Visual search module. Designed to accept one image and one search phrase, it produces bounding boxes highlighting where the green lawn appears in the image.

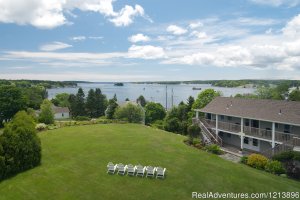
[0,124,299,200]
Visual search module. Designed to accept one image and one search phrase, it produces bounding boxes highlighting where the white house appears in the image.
[52,106,70,120]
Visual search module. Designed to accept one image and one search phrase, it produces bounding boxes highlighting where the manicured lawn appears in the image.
[0,124,299,200]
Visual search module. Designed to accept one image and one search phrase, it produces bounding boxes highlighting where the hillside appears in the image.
[0,124,299,200]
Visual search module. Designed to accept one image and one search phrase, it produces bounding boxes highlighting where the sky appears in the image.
[0,0,300,82]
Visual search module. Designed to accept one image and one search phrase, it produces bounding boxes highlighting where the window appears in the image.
[227,133,231,138]
[228,116,232,121]
[62,113,64,117]
[284,124,291,133]
[253,139,258,146]
[275,123,279,129]
[207,113,211,120]
[219,132,224,137]
[244,137,249,144]
[220,115,224,121]
[245,119,250,126]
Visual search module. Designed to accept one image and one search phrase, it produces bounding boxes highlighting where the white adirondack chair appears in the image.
[117,163,127,175]
[127,164,136,176]
[146,166,156,178]
[156,167,166,179]
[107,162,117,174]
[136,165,146,177]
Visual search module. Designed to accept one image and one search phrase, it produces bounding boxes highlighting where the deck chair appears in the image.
[146,166,156,178]
[107,162,117,174]
[117,163,127,175]
[136,165,146,177]
[127,164,136,176]
[156,167,166,179]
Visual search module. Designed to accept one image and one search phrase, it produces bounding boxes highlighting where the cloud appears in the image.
[190,31,208,39]
[89,36,103,40]
[0,0,149,29]
[70,36,86,41]
[189,22,203,29]
[282,14,300,38]
[250,0,300,7]
[128,45,166,59]
[161,13,300,72]
[39,42,72,51]
[166,25,187,35]
[0,0,66,29]
[128,33,150,43]
[0,72,162,82]
[109,4,145,27]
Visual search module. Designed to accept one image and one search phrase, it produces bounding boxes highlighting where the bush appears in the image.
[114,103,143,123]
[240,156,248,164]
[192,138,201,146]
[0,111,41,180]
[150,120,164,130]
[35,123,47,131]
[205,144,222,155]
[265,160,285,175]
[247,154,268,170]
[273,151,300,179]
[75,116,91,121]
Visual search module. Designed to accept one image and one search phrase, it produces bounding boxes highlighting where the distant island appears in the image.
[114,82,124,86]
[132,80,300,88]
[0,79,78,89]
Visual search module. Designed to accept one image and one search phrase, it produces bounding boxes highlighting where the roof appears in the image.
[52,106,69,113]
[198,97,300,125]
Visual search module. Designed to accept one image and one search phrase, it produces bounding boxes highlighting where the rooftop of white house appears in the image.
[196,97,300,125]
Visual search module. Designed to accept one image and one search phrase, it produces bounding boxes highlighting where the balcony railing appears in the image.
[243,126,272,140]
[196,118,299,145]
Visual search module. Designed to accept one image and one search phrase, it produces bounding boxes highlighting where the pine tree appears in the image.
[94,88,107,117]
[76,88,86,116]
[86,89,96,117]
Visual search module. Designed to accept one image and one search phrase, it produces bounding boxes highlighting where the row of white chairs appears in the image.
[107,162,166,179]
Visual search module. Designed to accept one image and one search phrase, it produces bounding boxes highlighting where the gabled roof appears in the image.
[198,97,300,125]
[52,106,69,113]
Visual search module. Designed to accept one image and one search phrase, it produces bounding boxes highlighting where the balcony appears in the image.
[199,118,299,144]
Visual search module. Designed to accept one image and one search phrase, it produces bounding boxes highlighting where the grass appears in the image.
[0,124,299,200]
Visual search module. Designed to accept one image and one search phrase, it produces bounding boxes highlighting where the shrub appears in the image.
[75,116,91,121]
[205,144,222,155]
[265,160,285,175]
[114,103,143,123]
[0,111,41,180]
[240,156,248,164]
[150,120,164,130]
[247,154,268,170]
[192,138,201,146]
[273,151,300,179]
[35,123,47,131]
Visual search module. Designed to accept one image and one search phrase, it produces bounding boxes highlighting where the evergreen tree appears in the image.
[136,95,147,107]
[86,89,96,117]
[187,96,195,111]
[76,88,86,116]
[94,88,108,117]
[68,94,77,117]
[39,99,54,124]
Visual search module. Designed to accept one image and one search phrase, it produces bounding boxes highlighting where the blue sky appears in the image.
[0,0,300,81]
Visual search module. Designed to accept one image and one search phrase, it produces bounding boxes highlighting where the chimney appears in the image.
[278,109,282,115]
